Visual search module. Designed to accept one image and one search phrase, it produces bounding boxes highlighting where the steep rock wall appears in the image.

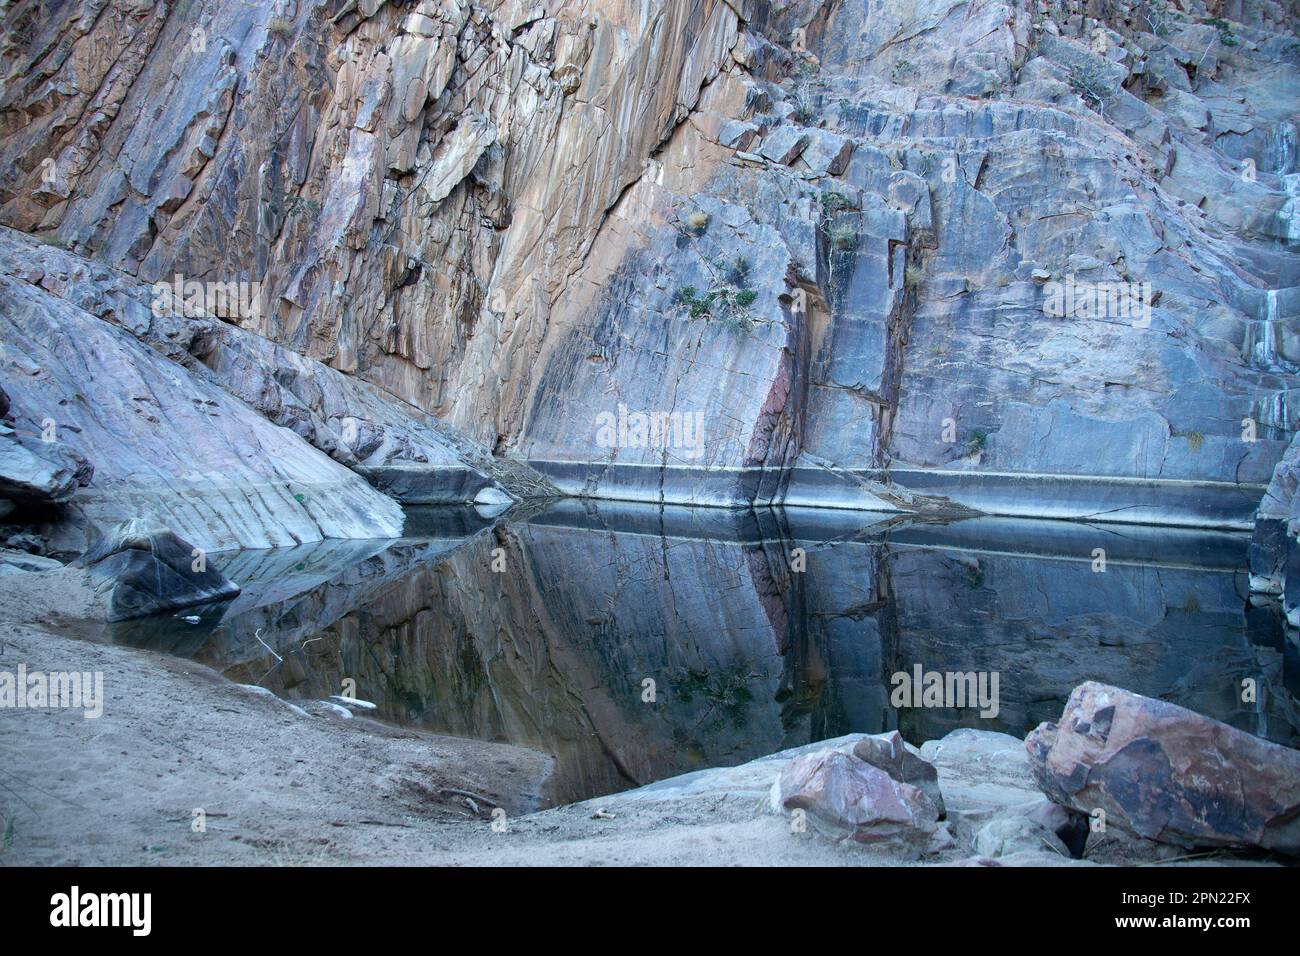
[2,0,1299,527]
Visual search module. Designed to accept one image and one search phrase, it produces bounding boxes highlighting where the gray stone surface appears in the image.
[1,0,1295,526]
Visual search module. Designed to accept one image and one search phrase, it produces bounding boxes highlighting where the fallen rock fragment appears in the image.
[773,747,942,849]
[853,730,946,818]
[1026,682,1300,855]
[79,519,241,622]
[0,428,92,502]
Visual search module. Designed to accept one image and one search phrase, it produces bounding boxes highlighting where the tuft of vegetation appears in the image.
[1205,17,1238,47]
[671,667,759,730]
[820,190,855,212]
[1141,0,1176,37]
[282,192,322,218]
[1068,65,1110,112]
[791,89,817,124]
[828,223,857,249]
[1184,430,1205,453]
[966,429,988,456]
[675,256,760,332]
[267,17,294,37]
[891,58,916,83]
[905,264,925,289]
[684,210,710,232]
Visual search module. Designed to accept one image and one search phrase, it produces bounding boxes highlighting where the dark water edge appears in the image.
[108,501,1300,808]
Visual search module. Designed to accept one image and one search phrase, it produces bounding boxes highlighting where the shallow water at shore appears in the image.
[108,502,1300,807]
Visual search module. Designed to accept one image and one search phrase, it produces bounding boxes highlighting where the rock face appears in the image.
[0,258,408,551]
[1,0,1295,526]
[773,745,943,847]
[81,520,242,621]
[1026,682,1300,854]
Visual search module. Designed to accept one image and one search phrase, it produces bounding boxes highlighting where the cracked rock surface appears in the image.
[1,0,1297,529]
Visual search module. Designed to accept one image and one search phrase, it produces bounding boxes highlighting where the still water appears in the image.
[110,502,1300,807]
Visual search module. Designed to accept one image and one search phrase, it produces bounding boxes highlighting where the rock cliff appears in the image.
[2,0,1299,539]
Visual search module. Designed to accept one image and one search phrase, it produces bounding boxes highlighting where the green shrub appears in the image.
[828,224,857,249]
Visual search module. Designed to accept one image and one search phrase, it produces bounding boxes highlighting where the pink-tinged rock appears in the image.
[776,749,941,846]
[853,730,946,818]
[1026,682,1300,854]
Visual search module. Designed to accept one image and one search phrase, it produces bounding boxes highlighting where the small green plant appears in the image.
[905,265,925,289]
[891,58,915,83]
[267,18,294,37]
[1184,430,1205,453]
[676,256,759,332]
[293,492,307,504]
[276,191,321,219]
[684,210,709,232]
[1205,17,1238,47]
[1142,0,1174,37]
[966,429,988,455]
[1068,65,1110,112]
[828,223,857,249]
[791,90,817,124]
[820,190,854,212]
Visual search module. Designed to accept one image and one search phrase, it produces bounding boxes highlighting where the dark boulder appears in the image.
[1026,682,1300,855]
[80,520,240,622]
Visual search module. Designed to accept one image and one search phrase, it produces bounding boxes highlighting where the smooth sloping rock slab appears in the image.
[81,520,240,622]
[1026,682,1300,854]
[0,271,404,551]
[773,747,941,847]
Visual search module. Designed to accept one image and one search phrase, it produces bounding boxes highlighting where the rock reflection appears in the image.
[113,502,1300,806]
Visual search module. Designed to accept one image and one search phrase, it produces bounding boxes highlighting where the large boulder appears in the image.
[80,520,240,622]
[772,747,942,848]
[1026,682,1300,855]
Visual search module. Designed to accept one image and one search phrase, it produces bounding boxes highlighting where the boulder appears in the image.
[80,520,240,622]
[773,748,941,847]
[0,429,92,502]
[852,730,946,818]
[1026,682,1300,854]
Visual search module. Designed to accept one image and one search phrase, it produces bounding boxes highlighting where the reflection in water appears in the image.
[112,502,1300,807]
